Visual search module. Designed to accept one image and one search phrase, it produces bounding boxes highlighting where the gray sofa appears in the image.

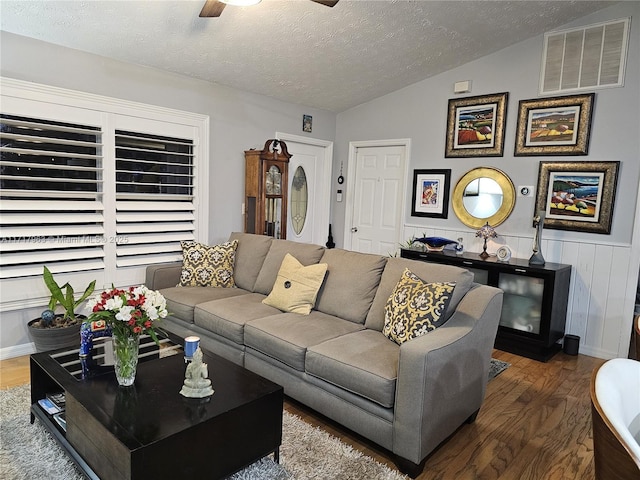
[145,232,503,477]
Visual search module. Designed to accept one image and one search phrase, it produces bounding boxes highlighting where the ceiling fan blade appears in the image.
[310,0,339,7]
[200,0,226,17]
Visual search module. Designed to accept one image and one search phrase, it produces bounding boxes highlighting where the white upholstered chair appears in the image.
[590,358,640,479]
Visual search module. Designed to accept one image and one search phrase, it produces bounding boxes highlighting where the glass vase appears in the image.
[113,334,140,387]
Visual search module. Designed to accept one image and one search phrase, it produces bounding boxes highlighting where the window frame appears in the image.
[0,77,209,312]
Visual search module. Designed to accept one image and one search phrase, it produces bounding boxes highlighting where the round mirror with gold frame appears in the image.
[452,167,515,228]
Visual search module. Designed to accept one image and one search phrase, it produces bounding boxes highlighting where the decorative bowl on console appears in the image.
[413,237,459,252]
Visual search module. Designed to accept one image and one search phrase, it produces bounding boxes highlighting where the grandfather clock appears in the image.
[244,139,291,239]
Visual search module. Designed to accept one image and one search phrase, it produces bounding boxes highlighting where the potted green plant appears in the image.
[28,266,96,352]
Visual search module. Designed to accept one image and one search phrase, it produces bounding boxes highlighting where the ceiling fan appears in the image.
[200,0,339,18]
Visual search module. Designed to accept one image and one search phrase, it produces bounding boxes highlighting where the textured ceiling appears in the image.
[0,0,618,112]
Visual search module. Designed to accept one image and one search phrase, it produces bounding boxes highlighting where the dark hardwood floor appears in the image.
[1,349,604,479]
[285,349,604,480]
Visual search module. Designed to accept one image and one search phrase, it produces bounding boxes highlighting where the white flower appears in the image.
[143,303,159,320]
[133,285,146,299]
[85,296,99,314]
[115,305,134,322]
[105,296,124,311]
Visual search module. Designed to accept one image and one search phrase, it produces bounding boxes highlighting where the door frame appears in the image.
[275,132,333,246]
[343,138,411,251]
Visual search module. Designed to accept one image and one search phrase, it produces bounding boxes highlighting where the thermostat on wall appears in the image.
[518,185,534,197]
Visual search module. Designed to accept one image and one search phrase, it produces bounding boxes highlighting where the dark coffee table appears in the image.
[30,335,283,479]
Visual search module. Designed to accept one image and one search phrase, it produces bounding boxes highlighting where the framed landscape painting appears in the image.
[515,93,594,156]
[411,169,451,218]
[445,92,508,158]
[534,161,619,234]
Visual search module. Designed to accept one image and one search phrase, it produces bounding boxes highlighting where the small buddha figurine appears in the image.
[179,347,214,398]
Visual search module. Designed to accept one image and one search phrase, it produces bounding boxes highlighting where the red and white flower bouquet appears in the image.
[85,285,168,386]
[85,285,168,342]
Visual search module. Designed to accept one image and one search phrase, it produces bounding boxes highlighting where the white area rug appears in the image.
[0,384,407,480]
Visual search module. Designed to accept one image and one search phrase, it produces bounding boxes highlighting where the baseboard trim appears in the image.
[0,342,35,360]
[574,345,614,360]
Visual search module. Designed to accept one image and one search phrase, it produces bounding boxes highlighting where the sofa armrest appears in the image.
[392,284,503,464]
[145,262,183,290]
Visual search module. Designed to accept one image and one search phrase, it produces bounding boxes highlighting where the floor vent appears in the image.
[540,17,630,95]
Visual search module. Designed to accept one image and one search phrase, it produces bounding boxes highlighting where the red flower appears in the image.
[144,321,152,328]
[133,326,142,334]
[128,319,136,326]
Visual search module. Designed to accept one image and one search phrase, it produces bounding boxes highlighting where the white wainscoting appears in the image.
[402,224,635,360]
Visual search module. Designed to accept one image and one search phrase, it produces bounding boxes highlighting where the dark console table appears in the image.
[401,248,572,361]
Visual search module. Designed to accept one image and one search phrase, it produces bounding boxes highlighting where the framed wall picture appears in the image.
[514,93,595,156]
[445,92,508,158]
[534,161,619,234]
[302,114,312,133]
[411,169,451,218]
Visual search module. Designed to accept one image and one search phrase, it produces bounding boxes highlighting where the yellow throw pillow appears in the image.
[179,240,238,288]
[262,253,328,315]
[383,268,456,345]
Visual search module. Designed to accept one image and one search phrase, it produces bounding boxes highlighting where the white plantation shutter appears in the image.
[114,130,195,267]
[540,18,630,94]
[0,79,208,307]
[0,114,105,279]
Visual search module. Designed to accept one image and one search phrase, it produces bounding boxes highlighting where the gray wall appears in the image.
[333,2,639,247]
[0,31,336,352]
[1,2,639,358]
[0,31,337,245]
[332,2,640,358]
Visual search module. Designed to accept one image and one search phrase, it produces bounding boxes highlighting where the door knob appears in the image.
[351,227,358,233]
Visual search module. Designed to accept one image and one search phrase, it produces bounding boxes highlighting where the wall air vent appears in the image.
[540,17,630,94]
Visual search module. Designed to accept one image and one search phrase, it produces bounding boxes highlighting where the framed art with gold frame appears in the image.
[445,92,508,158]
[534,161,619,234]
[514,93,595,156]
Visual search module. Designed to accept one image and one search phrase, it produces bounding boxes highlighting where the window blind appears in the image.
[0,114,104,279]
[114,130,195,267]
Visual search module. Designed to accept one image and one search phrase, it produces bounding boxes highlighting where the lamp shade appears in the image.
[476,222,497,240]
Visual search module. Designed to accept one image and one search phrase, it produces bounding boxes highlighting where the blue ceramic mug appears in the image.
[184,336,200,359]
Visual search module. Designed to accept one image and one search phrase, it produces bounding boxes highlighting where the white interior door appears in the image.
[276,133,332,246]
[345,141,408,255]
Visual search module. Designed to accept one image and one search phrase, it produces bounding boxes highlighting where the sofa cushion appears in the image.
[160,286,249,323]
[253,240,325,295]
[228,232,273,291]
[314,249,386,324]
[382,268,456,345]
[262,253,328,315]
[178,240,238,288]
[244,311,364,371]
[306,329,399,408]
[194,293,281,345]
[365,256,473,331]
